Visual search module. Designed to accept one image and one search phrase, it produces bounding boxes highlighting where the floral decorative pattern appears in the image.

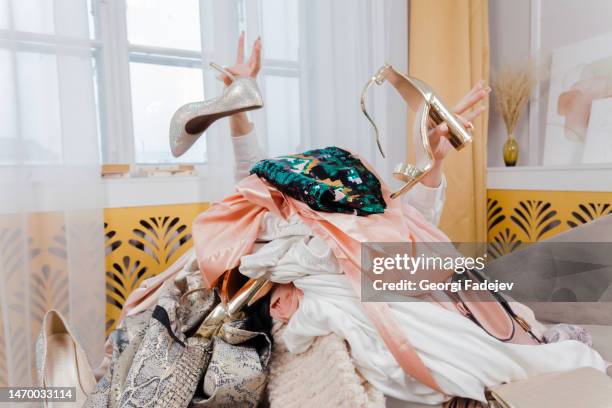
[106,256,149,335]
[487,228,522,259]
[104,204,208,335]
[4,190,612,375]
[486,190,612,258]
[487,198,506,232]
[567,203,612,228]
[510,200,561,242]
[128,216,191,265]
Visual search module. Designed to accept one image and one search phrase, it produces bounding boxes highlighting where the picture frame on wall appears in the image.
[543,33,612,165]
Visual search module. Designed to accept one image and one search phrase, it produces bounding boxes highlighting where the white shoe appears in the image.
[36,310,96,407]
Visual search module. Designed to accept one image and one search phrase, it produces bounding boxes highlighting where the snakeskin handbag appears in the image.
[85,270,272,408]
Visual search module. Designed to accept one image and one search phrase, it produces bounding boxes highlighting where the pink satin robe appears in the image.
[191,174,451,392]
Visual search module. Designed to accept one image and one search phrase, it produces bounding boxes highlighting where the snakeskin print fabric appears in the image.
[85,310,151,408]
[193,320,272,407]
[84,270,272,408]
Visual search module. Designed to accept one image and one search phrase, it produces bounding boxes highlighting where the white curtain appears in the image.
[202,0,409,199]
[0,0,408,386]
[296,0,409,190]
[0,0,106,389]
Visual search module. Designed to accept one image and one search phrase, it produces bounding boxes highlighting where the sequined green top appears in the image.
[250,146,386,216]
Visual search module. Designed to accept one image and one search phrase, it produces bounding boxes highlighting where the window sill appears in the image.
[101,163,205,178]
[487,164,612,192]
[103,174,211,208]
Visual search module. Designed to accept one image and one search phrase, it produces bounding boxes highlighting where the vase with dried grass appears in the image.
[492,65,534,166]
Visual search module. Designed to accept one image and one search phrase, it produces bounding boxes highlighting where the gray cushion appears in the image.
[583,324,612,362]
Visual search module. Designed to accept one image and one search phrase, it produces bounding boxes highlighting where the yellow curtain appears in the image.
[408,0,489,242]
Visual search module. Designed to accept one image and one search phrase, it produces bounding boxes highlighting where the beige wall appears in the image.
[487,0,531,167]
[487,0,612,167]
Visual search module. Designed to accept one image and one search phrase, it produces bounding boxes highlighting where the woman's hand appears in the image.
[220,32,262,136]
[218,31,262,85]
[420,81,491,187]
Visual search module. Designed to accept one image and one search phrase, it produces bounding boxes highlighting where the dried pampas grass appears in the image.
[492,64,535,135]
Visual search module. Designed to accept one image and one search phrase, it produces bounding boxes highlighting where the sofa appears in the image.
[389,215,612,407]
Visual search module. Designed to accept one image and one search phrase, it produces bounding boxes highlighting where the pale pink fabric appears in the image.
[98,173,542,393]
[191,174,449,393]
[100,169,457,390]
[95,250,194,379]
[96,175,544,392]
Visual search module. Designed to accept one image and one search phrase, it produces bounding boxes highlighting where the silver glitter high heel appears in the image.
[169,62,264,157]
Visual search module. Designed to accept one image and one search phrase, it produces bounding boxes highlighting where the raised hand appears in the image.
[225,32,263,136]
[420,81,490,187]
[426,81,491,162]
[218,31,262,86]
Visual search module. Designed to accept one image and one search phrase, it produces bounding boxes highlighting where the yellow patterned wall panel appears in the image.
[103,203,209,335]
[487,189,612,258]
[100,191,612,335]
[0,211,88,384]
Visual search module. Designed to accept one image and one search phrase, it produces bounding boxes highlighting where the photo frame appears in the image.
[543,33,612,165]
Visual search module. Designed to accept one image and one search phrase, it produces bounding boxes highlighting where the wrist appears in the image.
[230,112,253,137]
[421,162,442,188]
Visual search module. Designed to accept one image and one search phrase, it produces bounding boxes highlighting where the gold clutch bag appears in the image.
[486,367,612,408]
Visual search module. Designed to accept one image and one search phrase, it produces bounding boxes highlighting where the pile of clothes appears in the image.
[81,146,605,407]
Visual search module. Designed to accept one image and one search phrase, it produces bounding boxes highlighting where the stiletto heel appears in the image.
[169,62,264,157]
[361,64,472,198]
[209,62,236,82]
[195,275,272,339]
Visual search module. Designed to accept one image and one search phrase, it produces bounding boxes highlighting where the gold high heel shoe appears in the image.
[36,310,96,407]
[361,64,472,198]
[169,62,264,157]
[195,271,273,339]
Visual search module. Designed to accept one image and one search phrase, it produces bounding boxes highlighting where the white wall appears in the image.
[487,0,612,167]
[488,0,532,167]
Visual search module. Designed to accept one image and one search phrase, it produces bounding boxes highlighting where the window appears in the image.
[90,0,207,164]
[2,1,303,166]
[125,0,207,164]
[253,0,302,157]
[0,0,99,165]
[90,0,303,165]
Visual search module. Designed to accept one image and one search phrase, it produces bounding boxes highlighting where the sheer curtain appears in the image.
[296,0,409,189]
[0,0,105,389]
[202,0,409,199]
[0,1,409,386]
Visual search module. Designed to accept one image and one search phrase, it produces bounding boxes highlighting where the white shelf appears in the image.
[487,164,612,192]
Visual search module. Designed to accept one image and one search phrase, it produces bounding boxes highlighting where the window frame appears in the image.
[0,23,101,166]
[93,0,302,165]
[93,0,209,164]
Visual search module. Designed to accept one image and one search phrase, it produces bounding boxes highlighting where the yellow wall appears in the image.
[101,191,612,334]
[104,203,208,335]
[487,189,612,258]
